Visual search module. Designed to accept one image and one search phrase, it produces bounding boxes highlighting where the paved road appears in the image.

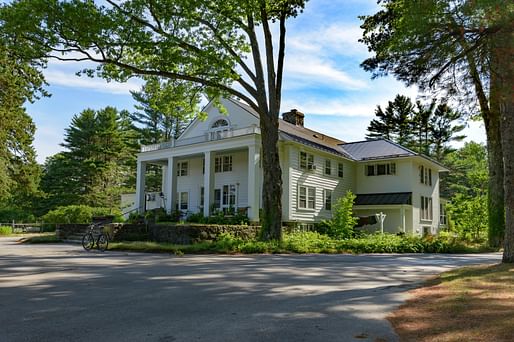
[0,238,501,342]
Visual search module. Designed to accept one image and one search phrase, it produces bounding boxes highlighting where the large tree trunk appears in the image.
[498,22,514,263]
[484,110,505,247]
[259,108,283,241]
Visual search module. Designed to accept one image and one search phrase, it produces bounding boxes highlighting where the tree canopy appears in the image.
[359,0,513,255]
[0,0,309,240]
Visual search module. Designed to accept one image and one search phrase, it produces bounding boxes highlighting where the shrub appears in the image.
[0,226,12,235]
[446,194,488,242]
[324,191,358,239]
[0,207,36,223]
[42,205,121,224]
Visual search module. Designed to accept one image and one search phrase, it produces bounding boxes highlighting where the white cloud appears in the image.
[284,55,367,90]
[288,23,368,59]
[281,98,375,117]
[44,69,141,95]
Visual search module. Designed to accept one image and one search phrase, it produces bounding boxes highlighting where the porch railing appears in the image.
[141,125,261,152]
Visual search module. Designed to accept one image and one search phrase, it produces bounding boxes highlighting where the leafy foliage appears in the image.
[42,205,122,224]
[0,46,45,207]
[108,231,493,254]
[324,191,358,239]
[0,226,12,235]
[0,0,310,240]
[447,194,488,242]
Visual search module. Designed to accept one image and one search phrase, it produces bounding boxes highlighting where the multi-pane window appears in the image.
[299,151,314,170]
[324,189,332,210]
[298,186,315,209]
[366,163,396,176]
[214,189,221,209]
[420,165,433,186]
[215,155,232,173]
[440,203,447,226]
[179,192,188,210]
[325,160,331,175]
[177,162,188,176]
[338,163,344,178]
[223,185,236,209]
[421,196,433,221]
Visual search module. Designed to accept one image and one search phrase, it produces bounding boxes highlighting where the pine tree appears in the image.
[130,78,201,145]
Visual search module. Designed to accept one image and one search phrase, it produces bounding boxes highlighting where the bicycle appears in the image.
[82,222,109,252]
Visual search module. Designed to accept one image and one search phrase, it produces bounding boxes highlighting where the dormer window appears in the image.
[210,118,230,140]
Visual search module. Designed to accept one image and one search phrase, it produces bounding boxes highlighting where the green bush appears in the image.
[0,226,12,235]
[42,205,122,224]
[446,194,488,242]
[0,207,36,223]
[323,191,358,239]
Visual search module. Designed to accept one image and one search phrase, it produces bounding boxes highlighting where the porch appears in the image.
[135,134,262,222]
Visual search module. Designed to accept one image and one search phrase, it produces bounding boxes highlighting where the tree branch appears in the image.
[276,13,286,109]
[260,2,277,115]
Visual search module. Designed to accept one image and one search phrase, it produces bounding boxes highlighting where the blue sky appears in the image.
[25,0,486,163]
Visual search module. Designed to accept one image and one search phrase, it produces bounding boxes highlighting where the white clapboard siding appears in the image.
[288,145,355,222]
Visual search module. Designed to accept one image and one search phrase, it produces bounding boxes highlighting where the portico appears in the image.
[135,131,262,222]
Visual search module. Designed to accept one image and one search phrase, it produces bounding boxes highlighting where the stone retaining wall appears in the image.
[56,223,259,244]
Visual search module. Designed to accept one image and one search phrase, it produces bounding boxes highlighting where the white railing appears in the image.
[140,125,261,152]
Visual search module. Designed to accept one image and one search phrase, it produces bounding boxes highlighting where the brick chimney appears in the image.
[282,109,305,127]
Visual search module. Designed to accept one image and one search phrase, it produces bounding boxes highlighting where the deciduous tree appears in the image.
[0,0,309,240]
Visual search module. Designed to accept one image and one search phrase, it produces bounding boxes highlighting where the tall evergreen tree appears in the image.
[366,94,414,144]
[56,107,138,208]
[429,104,466,161]
[359,0,513,252]
[131,77,201,145]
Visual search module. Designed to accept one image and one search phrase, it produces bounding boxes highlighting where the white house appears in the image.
[132,98,448,236]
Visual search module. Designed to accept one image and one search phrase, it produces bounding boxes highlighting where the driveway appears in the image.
[0,237,501,342]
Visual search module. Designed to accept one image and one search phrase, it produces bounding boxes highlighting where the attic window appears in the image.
[211,119,229,128]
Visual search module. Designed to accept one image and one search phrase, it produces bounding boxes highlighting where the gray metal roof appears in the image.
[339,139,415,161]
[354,192,412,206]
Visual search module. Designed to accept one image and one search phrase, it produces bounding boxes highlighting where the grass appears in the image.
[108,232,496,255]
[0,226,12,235]
[388,263,514,342]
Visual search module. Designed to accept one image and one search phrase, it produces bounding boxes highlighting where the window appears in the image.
[179,192,188,210]
[338,163,344,178]
[421,196,433,221]
[211,119,229,128]
[202,158,205,174]
[325,160,331,175]
[215,155,232,173]
[440,203,447,226]
[213,184,237,212]
[214,189,221,209]
[420,165,433,185]
[298,186,315,209]
[223,185,236,209]
[366,165,375,176]
[200,187,204,208]
[223,155,232,172]
[177,162,188,176]
[210,119,230,140]
[366,163,396,176]
[324,189,332,210]
[299,151,314,170]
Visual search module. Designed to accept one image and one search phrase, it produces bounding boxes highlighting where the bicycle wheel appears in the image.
[82,233,95,251]
[97,234,109,252]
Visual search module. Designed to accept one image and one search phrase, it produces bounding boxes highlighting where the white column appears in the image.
[203,151,215,217]
[165,157,175,213]
[247,144,260,222]
[135,161,147,213]
[400,206,406,233]
[161,164,168,208]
